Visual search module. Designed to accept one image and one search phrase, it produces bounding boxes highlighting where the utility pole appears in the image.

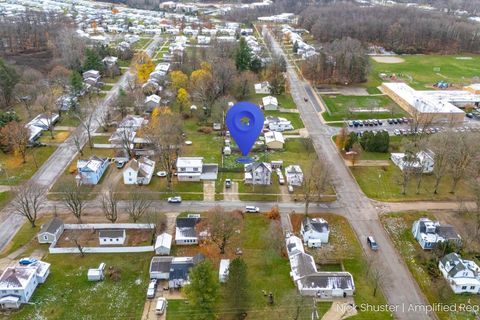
[311,298,319,320]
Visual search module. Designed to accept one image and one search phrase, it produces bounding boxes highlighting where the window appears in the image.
[43,235,48,240]
[470,286,476,290]
[180,168,186,172]
[193,168,198,172]
[461,286,467,290]
[110,239,112,242]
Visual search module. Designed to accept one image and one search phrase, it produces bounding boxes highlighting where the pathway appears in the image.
[223,181,239,201]
[203,181,215,201]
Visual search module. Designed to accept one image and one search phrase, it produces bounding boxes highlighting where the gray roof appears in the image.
[150,256,173,273]
[439,252,463,278]
[303,218,329,234]
[202,164,218,174]
[99,230,125,238]
[298,272,354,290]
[169,261,194,281]
[176,217,200,238]
[39,218,64,234]
[436,225,461,241]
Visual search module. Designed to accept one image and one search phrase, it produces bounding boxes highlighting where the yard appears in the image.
[0,146,56,185]
[8,252,152,320]
[322,95,407,122]
[290,213,393,320]
[363,54,480,91]
[351,164,473,202]
[381,212,480,320]
[38,131,70,144]
[55,228,152,247]
[246,93,298,109]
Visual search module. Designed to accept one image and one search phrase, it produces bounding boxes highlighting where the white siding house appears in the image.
[176,157,218,181]
[155,233,173,255]
[439,253,480,294]
[391,150,435,174]
[262,96,278,111]
[254,81,270,94]
[99,230,126,245]
[300,218,330,246]
[175,217,201,245]
[285,165,304,187]
[123,157,155,185]
[412,218,461,250]
[264,131,285,150]
[37,218,64,244]
[244,162,272,185]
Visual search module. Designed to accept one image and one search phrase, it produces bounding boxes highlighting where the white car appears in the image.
[155,297,167,315]
[167,196,182,203]
[156,171,167,177]
[245,206,260,213]
[147,281,156,299]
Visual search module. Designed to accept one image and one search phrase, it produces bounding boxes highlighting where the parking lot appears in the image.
[343,116,480,137]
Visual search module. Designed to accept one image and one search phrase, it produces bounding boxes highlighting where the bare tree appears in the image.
[101,187,119,223]
[429,132,453,194]
[370,266,384,297]
[145,209,168,243]
[15,67,43,118]
[0,121,29,163]
[302,160,331,215]
[143,111,183,190]
[61,181,86,223]
[75,99,97,149]
[126,188,152,222]
[70,230,85,257]
[71,131,84,156]
[263,220,284,256]
[11,182,47,227]
[197,206,243,255]
[35,92,57,139]
[447,132,478,194]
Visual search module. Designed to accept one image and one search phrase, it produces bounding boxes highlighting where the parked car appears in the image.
[155,297,167,315]
[147,280,156,299]
[288,185,294,193]
[115,160,127,169]
[167,196,182,203]
[245,206,260,213]
[378,119,383,125]
[279,176,285,185]
[304,97,308,102]
[225,179,232,188]
[19,258,37,266]
[387,118,393,124]
[372,119,378,126]
[393,129,401,135]
[367,236,378,251]
[392,118,398,124]
[348,121,354,127]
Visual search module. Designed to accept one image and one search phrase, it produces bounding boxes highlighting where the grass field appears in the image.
[381,212,480,320]
[351,165,473,201]
[0,146,56,185]
[363,55,480,91]
[322,95,407,121]
[265,110,304,129]
[38,131,70,144]
[9,252,152,320]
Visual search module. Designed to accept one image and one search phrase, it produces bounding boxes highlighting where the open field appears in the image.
[290,213,393,320]
[351,164,473,201]
[322,95,407,121]
[381,212,480,320]
[0,146,56,185]
[363,54,480,91]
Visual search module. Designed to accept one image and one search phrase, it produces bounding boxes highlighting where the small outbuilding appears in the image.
[37,218,64,244]
[219,259,230,283]
[99,230,126,245]
[262,96,279,111]
[88,263,106,281]
[155,233,173,255]
[264,131,285,150]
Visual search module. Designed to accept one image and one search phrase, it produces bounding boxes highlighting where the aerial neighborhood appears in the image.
[0,0,479,319]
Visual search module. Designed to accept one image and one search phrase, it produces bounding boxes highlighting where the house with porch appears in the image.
[412,217,462,250]
[439,253,480,294]
[176,157,218,181]
[244,162,272,185]
[77,156,110,185]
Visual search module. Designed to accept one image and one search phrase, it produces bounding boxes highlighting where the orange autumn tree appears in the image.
[135,52,155,84]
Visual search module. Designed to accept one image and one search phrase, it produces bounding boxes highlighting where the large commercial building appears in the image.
[381,82,480,124]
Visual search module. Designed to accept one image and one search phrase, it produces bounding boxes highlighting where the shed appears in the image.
[87,263,106,281]
[219,259,230,283]
[98,229,126,245]
[37,218,64,244]
[155,233,173,255]
[262,96,279,111]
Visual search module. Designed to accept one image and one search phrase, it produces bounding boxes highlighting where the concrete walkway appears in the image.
[203,181,215,201]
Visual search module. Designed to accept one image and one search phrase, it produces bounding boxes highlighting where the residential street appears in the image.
[0,36,162,253]
[262,27,435,320]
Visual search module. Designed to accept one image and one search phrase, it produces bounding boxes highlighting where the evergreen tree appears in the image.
[83,48,104,73]
[185,260,219,320]
[70,71,84,95]
[226,258,250,319]
[235,37,252,71]
[345,132,358,151]
[0,58,20,108]
[249,57,263,73]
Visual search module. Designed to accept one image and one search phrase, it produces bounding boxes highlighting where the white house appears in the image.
[155,233,173,255]
[175,217,201,245]
[176,157,218,181]
[98,230,126,245]
[391,149,435,174]
[0,261,50,309]
[87,263,106,282]
[27,113,60,131]
[118,115,146,131]
[262,96,278,111]
[123,157,155,185]
[301,218,330,247]
[144,94,161,111]
[285,165,303,187]
[244,162,272,185]
[254,81,271,94]
[265,116,294,131]
[264,131,285,149]
[37,217,64,244]
[412,218,461,250]
[439,253,480,294]
[150,256,173,280]
[219,259,230,283]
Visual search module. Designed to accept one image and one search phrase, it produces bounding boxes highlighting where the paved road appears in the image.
[263,26,434,320]
[0,36,162,252]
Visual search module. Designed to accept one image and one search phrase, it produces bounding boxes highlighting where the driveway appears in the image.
[263,27,434,320]
[203,181,215,201]
[224,181,239,201]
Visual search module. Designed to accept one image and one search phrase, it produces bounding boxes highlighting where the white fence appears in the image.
[48,223,155,254]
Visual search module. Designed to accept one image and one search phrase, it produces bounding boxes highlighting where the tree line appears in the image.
[299,4,480,54]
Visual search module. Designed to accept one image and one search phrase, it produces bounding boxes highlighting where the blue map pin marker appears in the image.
[226,102,264,157]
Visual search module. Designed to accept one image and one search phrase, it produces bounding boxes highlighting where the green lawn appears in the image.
[322,95,407,121]
[38,131,70,144]
[91,135,111,144]
[363,54,480,91]
[57,110,81,127]
[0,191,12,211]
[351,165,473,201]
[182,119,223,164]
[10,252,152,320]
[264,110,304,129]
[117,59,132,68]
[132,37,153,50]
[246,93,298,109]
[381,212,480,320]
[0,146,56,185]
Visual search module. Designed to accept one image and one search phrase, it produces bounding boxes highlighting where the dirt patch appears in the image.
[371,56,405,64]
[55,229,153,247]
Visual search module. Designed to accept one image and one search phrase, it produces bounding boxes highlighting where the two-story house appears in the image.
[439,253,480,294]
[244,162,272,185]
[300,218,330,247]
[285,165,304,187]
[412,217,461,250]
[77,156,110,185]
[176,157,218,181]
[123,157,155,185]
